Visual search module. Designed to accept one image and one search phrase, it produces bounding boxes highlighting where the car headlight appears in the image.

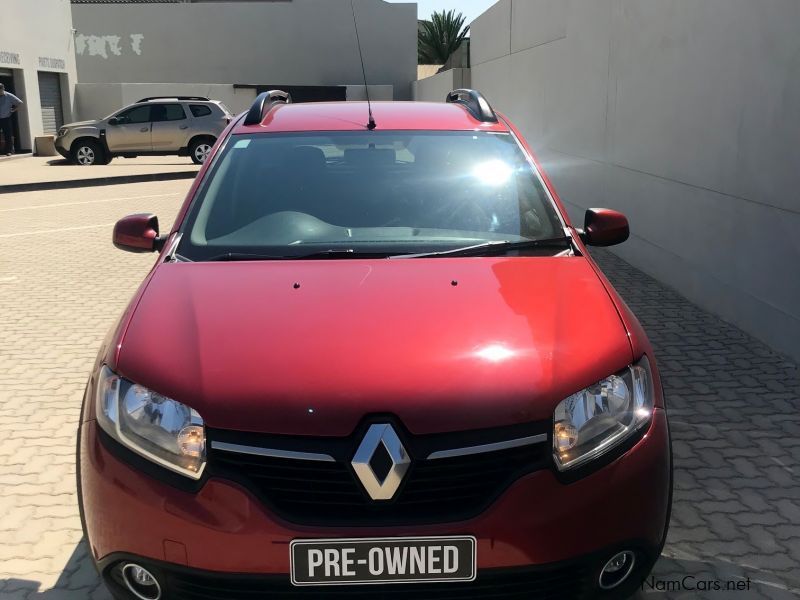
[95,366,206,479]
[553,356,654,471]
[57,128,68,137]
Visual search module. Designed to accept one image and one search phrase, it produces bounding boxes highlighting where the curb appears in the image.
[0,153,33,163]
[0,170,198,194]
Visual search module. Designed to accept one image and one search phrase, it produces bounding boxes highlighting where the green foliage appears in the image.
[418,10,470,65]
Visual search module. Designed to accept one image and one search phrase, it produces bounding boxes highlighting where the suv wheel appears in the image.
[189,138,214,165]
[72,140,105,166]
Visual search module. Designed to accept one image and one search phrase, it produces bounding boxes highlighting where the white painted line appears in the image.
[0,223,116,238]
[770,456,794,474]
[0,192,180,213]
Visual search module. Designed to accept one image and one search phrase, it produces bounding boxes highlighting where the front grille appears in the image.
[207,420,550,526]
[165,564,593,599]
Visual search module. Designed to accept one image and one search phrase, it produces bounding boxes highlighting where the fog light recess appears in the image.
[598,551,636,590]
[121,563,162,600]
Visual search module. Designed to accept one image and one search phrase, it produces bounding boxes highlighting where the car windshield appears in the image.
[177,131,564,260]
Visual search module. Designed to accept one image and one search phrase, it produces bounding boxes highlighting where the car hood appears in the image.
[63,120,99,129]
[117,257,632,436]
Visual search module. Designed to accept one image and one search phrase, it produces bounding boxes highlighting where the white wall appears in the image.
[2,0,78,150]
[71,0,417,100]
[469,0,800,361]
[74,83,258,121]
[412,68,470,102]
[345,85,395,102]
[73,83,395,123]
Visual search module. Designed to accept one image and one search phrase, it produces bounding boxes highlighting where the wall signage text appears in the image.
[0,51,21,66]
[39,57,66,70]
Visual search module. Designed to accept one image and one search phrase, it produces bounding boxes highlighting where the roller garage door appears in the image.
[37,72,64,136]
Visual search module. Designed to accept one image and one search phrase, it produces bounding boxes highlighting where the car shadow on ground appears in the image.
[44,159,195,167]
[0,540,111,599]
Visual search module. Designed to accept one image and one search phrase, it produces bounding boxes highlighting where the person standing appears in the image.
[0,83,23,156]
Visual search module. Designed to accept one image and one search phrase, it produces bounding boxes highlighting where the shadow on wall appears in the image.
[0,539,112,599]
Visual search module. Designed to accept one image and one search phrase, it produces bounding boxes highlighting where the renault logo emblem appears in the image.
[351,424,410,501]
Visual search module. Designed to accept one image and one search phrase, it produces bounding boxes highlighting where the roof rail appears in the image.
[136,96,210,103]
[445,89,498,123]
[243,90,292,126]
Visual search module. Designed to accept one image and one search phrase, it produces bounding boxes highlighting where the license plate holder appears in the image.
[290,535,476,586]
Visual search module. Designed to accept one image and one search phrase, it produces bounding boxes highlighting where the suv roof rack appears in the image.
[243,90,292,126]
[445,89,498,123]
[136,96,210,103]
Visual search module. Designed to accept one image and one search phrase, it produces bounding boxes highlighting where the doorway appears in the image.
[37,71,65,136]
[0,69,23,153]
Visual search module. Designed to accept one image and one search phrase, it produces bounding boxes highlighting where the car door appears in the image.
[150,103,189,151]
[105,105,152,153]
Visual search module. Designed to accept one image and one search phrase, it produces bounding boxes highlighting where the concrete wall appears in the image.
[71,0,417,99]
[2,0,78,150]
[74,82,394,122]
[469,0,800,361]
[412,68,470,102]
[74,83,258,121]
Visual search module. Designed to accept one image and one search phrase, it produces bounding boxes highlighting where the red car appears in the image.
[78,89,672,600]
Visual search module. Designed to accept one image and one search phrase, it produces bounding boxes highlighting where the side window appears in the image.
[116,105,151,124]
[190,104,213,118]
[151,104,186,122]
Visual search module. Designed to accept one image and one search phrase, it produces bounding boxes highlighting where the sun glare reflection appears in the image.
[473,160,513,186]
[475,344,516,363]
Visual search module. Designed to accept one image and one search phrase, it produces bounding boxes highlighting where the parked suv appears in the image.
[56,96,232,166]
[78,90,672,600]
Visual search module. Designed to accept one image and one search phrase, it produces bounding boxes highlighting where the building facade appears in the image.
[2,0,78,153]
[70,0,417,120]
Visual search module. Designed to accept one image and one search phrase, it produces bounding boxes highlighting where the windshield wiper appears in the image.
[206,249,406,262]
[207,252,291,262]
[392,237,573,259]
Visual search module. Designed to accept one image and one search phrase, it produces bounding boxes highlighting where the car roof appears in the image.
[233,101,510,134]
[137,98,217,104]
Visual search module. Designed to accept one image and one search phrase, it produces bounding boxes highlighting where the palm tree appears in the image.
[418,10,470,65]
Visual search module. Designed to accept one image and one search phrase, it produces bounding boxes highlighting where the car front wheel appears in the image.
[189,137,215,165]
[72,140,105,166]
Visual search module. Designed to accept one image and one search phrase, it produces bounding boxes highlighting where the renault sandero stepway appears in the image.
[77,89,672,600]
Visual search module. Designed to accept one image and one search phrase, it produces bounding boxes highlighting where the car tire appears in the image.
[189,137,215,165]
[71,140,105,166]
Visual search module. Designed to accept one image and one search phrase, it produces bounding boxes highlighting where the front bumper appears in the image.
[54,136,70,159]
[98,545,653,599]
[79,410,671,597]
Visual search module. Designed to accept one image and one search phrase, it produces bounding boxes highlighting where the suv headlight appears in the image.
[95,367,206,479]
[57,127,68,137]
[553,356,654,471]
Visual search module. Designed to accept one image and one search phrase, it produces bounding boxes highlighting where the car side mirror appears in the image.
[113,213,163,253]
[108,117,120,125]
[581,208,630,247]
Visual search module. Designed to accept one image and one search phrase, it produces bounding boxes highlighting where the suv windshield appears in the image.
[178,131,564,260]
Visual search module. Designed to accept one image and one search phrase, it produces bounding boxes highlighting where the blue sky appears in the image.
[384,0,498,24]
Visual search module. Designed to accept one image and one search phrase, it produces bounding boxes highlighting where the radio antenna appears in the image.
[351,0,377,130]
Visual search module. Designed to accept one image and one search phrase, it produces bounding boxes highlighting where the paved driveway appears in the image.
[0,181,798,599]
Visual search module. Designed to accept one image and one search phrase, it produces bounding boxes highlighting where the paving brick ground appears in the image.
[0,181,798,599]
